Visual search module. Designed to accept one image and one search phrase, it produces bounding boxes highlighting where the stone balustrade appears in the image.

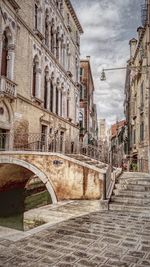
[0,76,17,99]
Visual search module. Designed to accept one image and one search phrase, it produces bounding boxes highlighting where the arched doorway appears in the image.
[0,99,13,150]
[0,157,57,230]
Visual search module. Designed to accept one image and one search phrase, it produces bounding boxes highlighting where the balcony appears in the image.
[0,76,17,100]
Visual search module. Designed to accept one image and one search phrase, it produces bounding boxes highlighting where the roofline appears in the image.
[65,0,84,34]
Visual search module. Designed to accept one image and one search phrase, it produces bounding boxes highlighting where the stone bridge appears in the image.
[0,152,105,212]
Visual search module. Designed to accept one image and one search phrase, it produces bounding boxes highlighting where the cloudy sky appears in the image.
[72,0,143,125]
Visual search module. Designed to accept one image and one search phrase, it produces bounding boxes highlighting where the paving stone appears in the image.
[56,263,75,267]
[76,259,98,267]
[59,255,78,263]
[73,251,92,259]
[139,259,150,265]
[90,255,107,264]
[1,201,150,267]
[122,255,139,264]
[107,259,130,267]
[4,256,30,267]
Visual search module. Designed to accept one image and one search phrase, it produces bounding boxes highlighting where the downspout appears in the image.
[147,0,150,172]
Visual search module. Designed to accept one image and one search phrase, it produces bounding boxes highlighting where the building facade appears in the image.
[0,0,83,151]
[97,119,108,163]
[109,120,127,168]
[79,57,98,144]
[98,119,106,141]
[124,0,150,172]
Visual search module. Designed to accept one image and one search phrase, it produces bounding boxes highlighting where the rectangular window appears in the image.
[80,68,83,77]
[80,84,84,100]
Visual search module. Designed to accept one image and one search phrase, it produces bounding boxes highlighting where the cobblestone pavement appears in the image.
[0,201,150,267]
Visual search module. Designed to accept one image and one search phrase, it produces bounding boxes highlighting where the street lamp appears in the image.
[100,65,149,81]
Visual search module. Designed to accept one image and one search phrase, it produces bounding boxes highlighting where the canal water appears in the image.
[0,179,52,231]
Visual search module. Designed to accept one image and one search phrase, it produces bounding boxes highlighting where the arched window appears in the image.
[1,31,8,77]
[45,9,49,47]
[34,2,42,32]
[32,56,39,98]
[35,3,38,29]
[32,62,36,97]
[50,80,53,112]
[56,28,59,60]
[44,70,48,109]
[60,35,64,65]
[50,19,54,54]
[67,42,70,70]
[60,0,63,14]
[56,87,59,115]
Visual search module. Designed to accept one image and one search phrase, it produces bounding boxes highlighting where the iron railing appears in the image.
[0,132,114,201]
[0,132,102,160]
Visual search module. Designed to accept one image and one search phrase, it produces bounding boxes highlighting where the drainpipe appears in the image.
[147,0,150,172]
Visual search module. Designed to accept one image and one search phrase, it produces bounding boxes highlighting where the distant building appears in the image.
[98,119,106,141]
[124,0,150,172]
[109,120,128,167]
[79,57,98,144]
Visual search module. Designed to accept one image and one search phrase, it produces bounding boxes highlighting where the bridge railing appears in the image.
[0,132,103,162]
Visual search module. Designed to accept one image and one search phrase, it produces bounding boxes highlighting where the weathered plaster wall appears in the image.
[0,153,103,201]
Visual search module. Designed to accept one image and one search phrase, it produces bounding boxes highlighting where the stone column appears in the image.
[58,88,61,116]
[53,83,56,113]
[63,44,66,69]
[62,92,67,118]
[47,79,51,110]
[53,32,57,58]
[7,44,15,81]
[36,68,42,99]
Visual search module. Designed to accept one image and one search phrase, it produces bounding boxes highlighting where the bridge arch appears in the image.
[0,156,57,204]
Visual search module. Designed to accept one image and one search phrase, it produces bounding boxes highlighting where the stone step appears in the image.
[121,172,150,179]
[118,178,150,186]
[115,183,150,192]
[109,202,150,214]
[111,195,150,205]
[113,189,150,198]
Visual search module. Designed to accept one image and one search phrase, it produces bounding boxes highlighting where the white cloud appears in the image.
[72,0,141,125]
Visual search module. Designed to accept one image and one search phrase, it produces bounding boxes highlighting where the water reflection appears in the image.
[0,178,52,231]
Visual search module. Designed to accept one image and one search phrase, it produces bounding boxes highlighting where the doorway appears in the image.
[0,129,9,151]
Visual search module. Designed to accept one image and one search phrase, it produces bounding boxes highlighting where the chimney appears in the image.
[86,56,90,60]
[137,26,144,40]
[129,38,137,59]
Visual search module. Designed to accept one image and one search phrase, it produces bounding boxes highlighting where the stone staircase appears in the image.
[67,154,107,170]
[109,172,150,214]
